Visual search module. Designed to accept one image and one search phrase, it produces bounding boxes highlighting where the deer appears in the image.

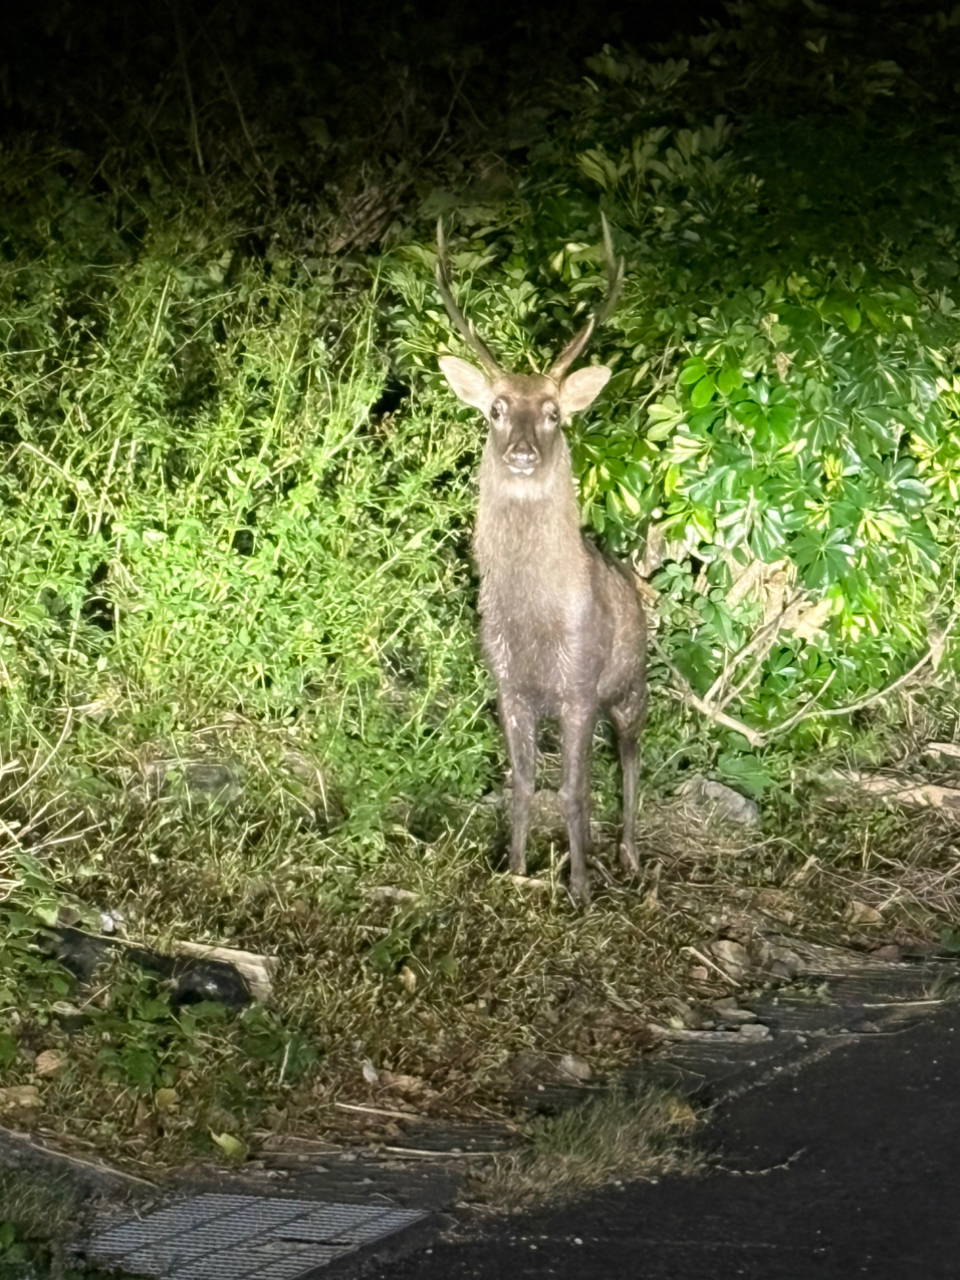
[435,218,647,905]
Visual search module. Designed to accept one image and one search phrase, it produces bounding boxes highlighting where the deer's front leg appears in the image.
[500,692,537,876]
[559,702,596,905]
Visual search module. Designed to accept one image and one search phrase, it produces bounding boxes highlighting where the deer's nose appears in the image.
[505,439,539,472]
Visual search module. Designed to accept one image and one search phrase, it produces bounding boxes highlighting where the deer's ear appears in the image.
[439,356,494,414]
[560,365,612,416]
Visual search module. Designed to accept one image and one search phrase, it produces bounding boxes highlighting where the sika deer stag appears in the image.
[436,219,647,904]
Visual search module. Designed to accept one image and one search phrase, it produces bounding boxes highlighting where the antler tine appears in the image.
[435,219,502,377]
[547,213,624,382]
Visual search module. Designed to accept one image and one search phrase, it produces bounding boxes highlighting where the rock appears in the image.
[0,1085,40,1109]
[922,742,960,767]
[712,1003,759,1027]
[845,773,960,814]
[872,944,903,962]
[557,1053,592,1082]
[370,886,420,905]
[755,941,803,978]
[710,939,750,979]
[679,776,760,826]
[737,1022,771,1041]
[34,1050,64,1076]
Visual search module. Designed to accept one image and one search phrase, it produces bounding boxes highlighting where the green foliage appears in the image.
[386,1,960,764]
[0,158,495,826]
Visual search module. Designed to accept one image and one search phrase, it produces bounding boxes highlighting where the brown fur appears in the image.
[440,360,647,904]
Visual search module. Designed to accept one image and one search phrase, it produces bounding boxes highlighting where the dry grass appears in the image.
[3,714,960,1191]
[472,1083,701,1210]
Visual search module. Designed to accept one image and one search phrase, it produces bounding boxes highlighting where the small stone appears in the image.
[678,775,760,826]
[872,944,902,962]
[370,886,419,905]
[756,941,803,978]
[558,1053,592,1082]
[737,1022,771,1041]
[0,1085,40,1109]
[714,1005,759,1026]
[399,965,417,994]
[848,900,883,925]
[710,939,750,979]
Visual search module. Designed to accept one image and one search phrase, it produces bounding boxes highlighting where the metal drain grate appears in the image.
[86,1192,426,1279]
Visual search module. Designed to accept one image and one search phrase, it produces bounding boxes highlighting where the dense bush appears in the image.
[388,5,960,791]
[0,168,493,828]
[4,2,960,823]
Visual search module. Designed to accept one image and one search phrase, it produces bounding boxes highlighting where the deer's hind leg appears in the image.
[610,684,647,876]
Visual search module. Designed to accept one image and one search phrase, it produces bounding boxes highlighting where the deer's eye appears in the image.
[490,398,507,424]
[543,402,560,427]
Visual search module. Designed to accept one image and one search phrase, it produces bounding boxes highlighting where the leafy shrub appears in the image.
[386,6,960,780]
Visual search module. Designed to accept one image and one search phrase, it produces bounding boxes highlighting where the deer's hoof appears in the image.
[619,843,639,876]
[568,874,592,907]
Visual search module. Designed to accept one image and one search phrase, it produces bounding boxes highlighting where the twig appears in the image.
[380,1146,496,1159]
[681,945,743,987]
[704,590,806,710]
[790,633,952,723]
[755,669,837,740]
[334,1101,418,1121]
[2,708,74,807]
[658,653,765,747]
[659,617,953,751]
[200,20,276,202]
[170,1,206,177]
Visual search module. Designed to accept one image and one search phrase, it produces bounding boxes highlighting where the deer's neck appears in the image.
[474,452,589,602]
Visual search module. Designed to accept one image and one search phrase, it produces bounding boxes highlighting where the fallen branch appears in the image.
[658,619,953,751]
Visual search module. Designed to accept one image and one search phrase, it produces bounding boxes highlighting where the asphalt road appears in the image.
[364,1004,960,1279]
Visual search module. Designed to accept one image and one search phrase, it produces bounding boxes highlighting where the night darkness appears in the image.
[1,0,728,191]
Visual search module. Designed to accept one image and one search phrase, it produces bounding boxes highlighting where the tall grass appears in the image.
[0,155,494,834]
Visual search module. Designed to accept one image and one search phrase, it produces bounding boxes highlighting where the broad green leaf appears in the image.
[690,375,716,408]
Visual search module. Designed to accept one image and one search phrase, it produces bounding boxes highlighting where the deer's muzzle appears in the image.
[505,441,539,474]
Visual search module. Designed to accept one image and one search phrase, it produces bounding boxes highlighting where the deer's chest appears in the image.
[479,592,595,701]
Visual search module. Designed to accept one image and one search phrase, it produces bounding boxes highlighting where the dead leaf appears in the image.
[34,1050,63,1076]
[379,1071,424,1097]
[209,1130,246,1160]
[848,900,883,925]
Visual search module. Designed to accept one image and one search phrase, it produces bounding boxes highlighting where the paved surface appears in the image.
[360,1003,960,1279]
[4,946,956,1278]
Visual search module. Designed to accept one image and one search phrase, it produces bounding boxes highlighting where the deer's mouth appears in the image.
[507,462,536,475]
